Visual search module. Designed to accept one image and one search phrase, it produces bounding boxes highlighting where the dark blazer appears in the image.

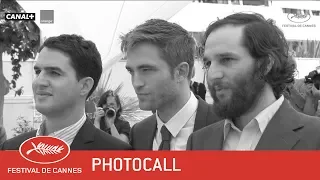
[187,99,320,150]
[1,119,132,150]
[99,116,131,138]
[130,96,221,150]
[190,81,206,101]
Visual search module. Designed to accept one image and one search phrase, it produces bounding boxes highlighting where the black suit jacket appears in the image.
[187,99,320,150]
[191,81,206,101]
[130,96,221,150]
[1,119,132,150]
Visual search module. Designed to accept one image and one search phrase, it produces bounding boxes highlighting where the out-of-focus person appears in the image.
[94,90,131,144]
[285,65,320,116]
[190,67,207,101]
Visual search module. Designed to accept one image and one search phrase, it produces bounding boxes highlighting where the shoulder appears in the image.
[2,130,37,150]
[297,112,320,131]
[116,117,131,126]
[92,127,132,150]
[192,120,224,138]
[132,114,155,130]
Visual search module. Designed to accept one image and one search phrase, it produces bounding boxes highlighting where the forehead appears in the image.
[125,43,169,68]
[35,47,72,70]
[107,96,116,102]
[204,25,248,58]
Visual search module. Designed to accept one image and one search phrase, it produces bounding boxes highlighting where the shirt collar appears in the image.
[223,96,284,139]
[36,112,87,136]
[156,92,198,138]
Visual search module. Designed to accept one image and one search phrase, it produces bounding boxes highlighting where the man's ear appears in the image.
[264,55,274,75]
[79,77,94,97]
[174,62,190,82]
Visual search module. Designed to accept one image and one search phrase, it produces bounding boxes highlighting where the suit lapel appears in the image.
[70,119,95,150]
[137,115,157,150]
[204,121,225,150]
[255,100,304,150]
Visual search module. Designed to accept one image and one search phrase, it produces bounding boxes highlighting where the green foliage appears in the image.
[12,116,35,137]
[0,0,40,93]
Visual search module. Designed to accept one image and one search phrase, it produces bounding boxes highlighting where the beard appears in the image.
[208,69,265,120]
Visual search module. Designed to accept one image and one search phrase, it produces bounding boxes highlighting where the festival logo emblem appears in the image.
[287,13,311,23]
[19,136,70,164]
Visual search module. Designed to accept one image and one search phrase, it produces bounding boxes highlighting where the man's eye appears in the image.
[142,68,151,72]
[127,69,133,75]
[222,57,234,62]
[51,71,60,76]
[202,61,211,69]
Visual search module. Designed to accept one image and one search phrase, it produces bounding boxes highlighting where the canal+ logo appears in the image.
[5,13,35,21]
[19,136,70,164]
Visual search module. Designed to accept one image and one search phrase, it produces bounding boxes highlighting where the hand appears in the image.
[311,85,320,101]
[94,107,105,120]
[306,84,320,101]
[104,113,116,127]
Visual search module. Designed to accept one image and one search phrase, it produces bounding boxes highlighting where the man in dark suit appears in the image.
[1,34,131,150]
[187,13,320,150]
[121,19,220,150]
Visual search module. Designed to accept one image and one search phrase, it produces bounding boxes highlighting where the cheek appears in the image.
[229,69,254,90]
[55,80,79,95]
[32,81,36,91]
[149,76,173,96]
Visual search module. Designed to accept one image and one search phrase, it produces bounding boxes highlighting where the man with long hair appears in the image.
[187,13,320,150]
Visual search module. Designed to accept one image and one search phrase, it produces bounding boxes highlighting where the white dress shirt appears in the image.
[36,112,87,146]
[223,96,284,150]
[153,92,198,150]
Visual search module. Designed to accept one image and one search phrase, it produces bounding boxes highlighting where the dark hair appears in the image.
[97,90,123,119]
[203,13,296,99]
[39,34,102,98]
[120,19,196,79]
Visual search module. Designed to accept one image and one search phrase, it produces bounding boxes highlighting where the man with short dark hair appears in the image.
[122,19,220,150]
[187,13,320,150]
[1,34,131,150]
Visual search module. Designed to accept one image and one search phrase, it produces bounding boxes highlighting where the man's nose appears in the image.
[132,74,144,90]
[206,62,224,81]
[33,72,50,88]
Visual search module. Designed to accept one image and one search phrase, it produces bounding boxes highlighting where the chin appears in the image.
[35,105,50,115]
[35,103,58,115]
[138,102,152,111]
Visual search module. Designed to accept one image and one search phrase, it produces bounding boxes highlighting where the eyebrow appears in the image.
[125,64,156,70]
[34,65,64,73]
[216,52,238,58]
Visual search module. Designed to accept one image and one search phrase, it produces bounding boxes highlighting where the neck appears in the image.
[157,83,191,123]
[43,103,85,135]
[234,84,277,130]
